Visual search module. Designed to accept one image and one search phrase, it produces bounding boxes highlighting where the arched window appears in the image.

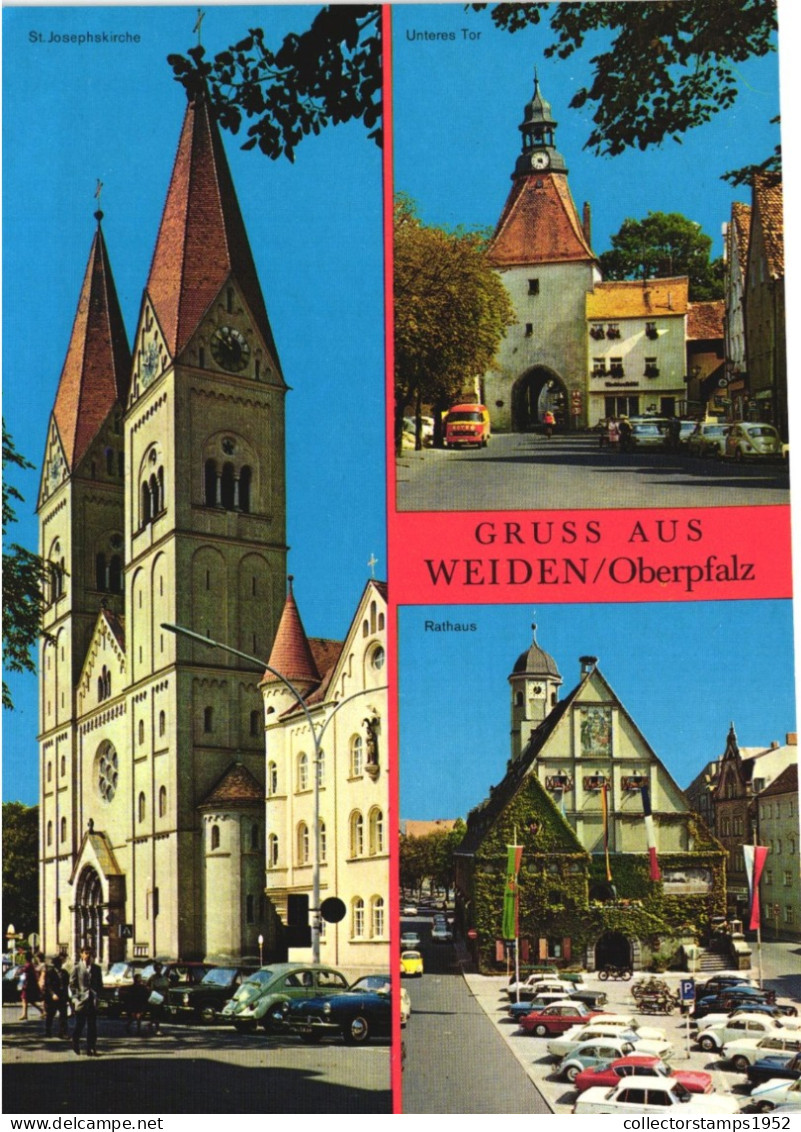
[149,474,160,516]
[105,447,114,475]
[220,463,236,510]
[297,752,309,792]
[369,808,384,855]
[352,897,365,938]
[239,465,252,513]
[371,896,385,938]
[60,817,67,843]
[46,821,53,846]
[158,711,166,737]
[138,720,145,745]
[205,459,218,506]
[96,552,107,591]
[246,894,255,924]
[268,834,279,867]
[60,755,65,776]
[267,761,278,795]
[250,824,259,851]
[297,822,310,865]
[378,611,385,631]
[47,761,52,783]
[211,824,220,850]
[320,820,327,863]
[317,749,325,787]
[250,709,261,737]
[109,555,122,593]
[138,792,146,823]
[203,707,213,733]
[158,785,167,817]
[350,735,363,778]
[141,481,152,526]
[350,811,364,858]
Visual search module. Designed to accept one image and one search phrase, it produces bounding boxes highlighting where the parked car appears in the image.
[443,404,491,448]
[696,974,754,998]
[402,904,418,917]
[677,420,699,447]
[751,1076,801,1112]
[167,964,260,1024]
[518,1002,603,1036]
[286,973,395,1045]
[573,1077,741,1114]
[628,418,670,450]
[102,960,216,1017]
[430,924,453,944]
[692,986,774,1020]
[697,1003,799,1030]
[697,1016,800,1053]
[400,950,424,978]
[400,932,421,950]
[2,965,24,1003]
[722,1033,801,1073]
[747,1051,801,1087]
[507,972,570,997]
[99,959,154,1013]
[547,1024,673,1061]
[573,1056,713,1096]
[558,1039,641,1083]
[686,422,730,458]
[725,421,783,461]
[221,963,350,1032]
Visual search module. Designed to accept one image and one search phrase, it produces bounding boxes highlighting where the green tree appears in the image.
[394,196,515,449]
[168,5,381,162]
[169,2,777,169]
[3,424,48,710]
[599,211,724,301]
[2,802,39,940]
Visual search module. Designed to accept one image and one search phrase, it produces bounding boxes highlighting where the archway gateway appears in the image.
[511,368,568,432]
[73,865,104,962]
[594,929,633,970]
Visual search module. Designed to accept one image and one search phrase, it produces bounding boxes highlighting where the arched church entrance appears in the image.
[594,930,633,970]
[511,368,568,432]
[74,865,105,962]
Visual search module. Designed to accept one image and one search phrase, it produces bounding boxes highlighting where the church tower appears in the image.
[38,211,132,954]
[509,622,563,760]
[482,73,600,432]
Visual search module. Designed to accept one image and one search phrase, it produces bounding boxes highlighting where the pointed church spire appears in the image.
[263,576,320,685]
[145,89,282,374]
[51,212,131,470]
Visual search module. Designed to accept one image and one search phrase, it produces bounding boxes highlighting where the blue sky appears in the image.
[399,601,797,819]
[2,6,385,802]
[391,3,781,259]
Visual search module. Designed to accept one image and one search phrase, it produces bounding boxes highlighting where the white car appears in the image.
[507,974,576,998]
[547,1024,672,1060]
[430,924,453,943]
[751,1076,801,1113]
[573,1077,741,1115]
[723,1034,801,1073]
[587,1014,667,1042]
[698,1016,798,1052]
[400,931,421,950]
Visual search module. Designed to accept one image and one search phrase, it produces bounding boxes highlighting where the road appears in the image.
[400,916,550,1113]
[2,1006,391,1115]
[397,433,790,512]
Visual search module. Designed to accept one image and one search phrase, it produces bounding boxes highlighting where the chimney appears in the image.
[582,202,592,247]
[580,655,598,676]
[787,733,797,745]
[771,740,779,749]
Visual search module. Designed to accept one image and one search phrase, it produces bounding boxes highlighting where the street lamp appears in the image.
[162,621,386,963]
[258,933,264,966]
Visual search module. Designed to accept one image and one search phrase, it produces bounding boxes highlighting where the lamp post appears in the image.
[162,621,386,964]
[258,933,264,966]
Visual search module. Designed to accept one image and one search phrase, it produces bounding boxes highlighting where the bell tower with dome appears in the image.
[509,622,563,759]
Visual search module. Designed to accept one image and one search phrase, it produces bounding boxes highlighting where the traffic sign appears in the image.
[680,978,695,1002]
[118,924,134,938]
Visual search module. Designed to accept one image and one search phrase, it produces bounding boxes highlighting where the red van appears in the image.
[444,404,491,448]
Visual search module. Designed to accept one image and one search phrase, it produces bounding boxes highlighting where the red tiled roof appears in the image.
[730,201,752,275]
[687,300,724,340]
[759,762,798,798]
[263,579,320,685]
[753,172,784,278]
[146,93,283,372]
[488,173,596,267]
[199,762,263,808]
[52,220,131,470]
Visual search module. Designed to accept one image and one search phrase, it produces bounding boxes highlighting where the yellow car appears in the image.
[400,950,424,978]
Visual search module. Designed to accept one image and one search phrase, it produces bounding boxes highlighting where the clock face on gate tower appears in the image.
[530,151,550,171]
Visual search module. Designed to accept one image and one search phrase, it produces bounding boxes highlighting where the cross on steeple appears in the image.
[368,553,378,578]
[194,7,205,47]
[94,179,104,222]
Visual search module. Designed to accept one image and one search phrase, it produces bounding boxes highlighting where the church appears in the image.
[481,75,690,431]
[454,623,725,973]
[36,85,387,968]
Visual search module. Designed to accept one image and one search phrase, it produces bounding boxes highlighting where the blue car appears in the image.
[286,974,393,1045]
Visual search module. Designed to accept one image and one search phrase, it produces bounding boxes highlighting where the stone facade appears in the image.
[757,764,800,941]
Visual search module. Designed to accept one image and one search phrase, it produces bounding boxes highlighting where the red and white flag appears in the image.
[743,844,769,931]
[640,786,661,882]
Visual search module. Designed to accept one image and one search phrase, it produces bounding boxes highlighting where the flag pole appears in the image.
[755,831,764,990]
[514,825,521,999]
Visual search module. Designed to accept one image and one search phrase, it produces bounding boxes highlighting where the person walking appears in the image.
[44,955,69,1038]
[69,945,103,1056]
[19,952,44,1021]
[146,961,170,1035]
[542,409,556,438]
[618,415,633,452]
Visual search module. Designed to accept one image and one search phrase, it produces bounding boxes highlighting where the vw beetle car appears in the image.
[286,973,396,1044]
[725,422,782,461]
[167,963,260,1023]
[400,950,424,977]
[221,962,349,1032]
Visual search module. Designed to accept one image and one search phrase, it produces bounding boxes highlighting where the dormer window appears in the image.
[646,322,658,340]
[590,324,605,341]
[606,324,621,339]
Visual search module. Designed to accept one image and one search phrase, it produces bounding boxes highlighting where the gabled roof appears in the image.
[145,92,282,372]
[687,300,724,340]
[51,218,131,470]
[199,762,263,808]
[729,201,752,274]
[263,577,320,686]
[752,172,784,279]
[587,278,688,320]
[759,762,798,798]
[487,173,596,267]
